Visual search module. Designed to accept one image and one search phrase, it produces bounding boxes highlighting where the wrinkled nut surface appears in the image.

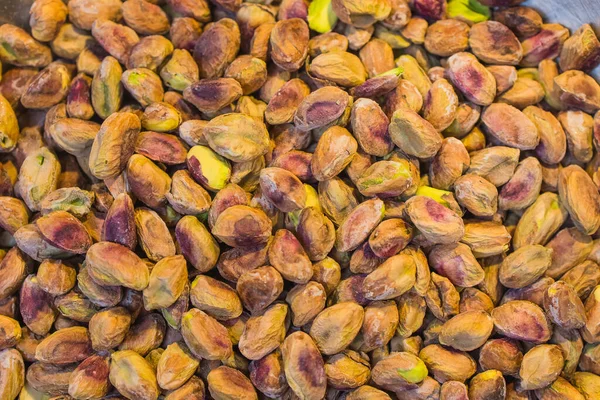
[2,1,600,399]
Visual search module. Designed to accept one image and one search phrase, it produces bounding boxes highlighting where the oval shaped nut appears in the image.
[389,107,442,159]
[364,253,416,301]
[126,155,171,209]
[89,112,140,179]
[513,192,568,249]
[121,0,169,36]
[281,331,327,400]
[175,216,219,273]
[498,157,542,211]
[186,145,231,192]
[88,307,131,351]
[331,0,390,28]
[156,342,199,391]
[523,106,567,164]
[440,381,469,400]
[0,348,24,399]
[468,370,506,400]
[369,218,413,258]
[109,350,159,400]
[467,146,520,187]
[259,167,306,212]
[544,281,586,330]
[163,376,206,400]
[491,300,551,343]
[239,303,288,360]
[140,102,182,133]
[310,51,368,87]
[521,24,570,67]
[351,98,393,157]
[294,86,350,132]
[135,132,187,167]
[21,62,71,109]
[559,23,600,72]
[479,338,523,376]
[192,17,239,78]
[445,102,481,139]
[237,266,283,315]
[405,196,464,245]
[424,19,470,57]
[356,160,414,198]
[325,350,371,390]
[487,65,518,95]
[50,118,100,156]
[447,52,497,106]
[420,344,476,383]
[134,208,176,262]
[208,183,250,229]
[371,351,427,391]
[336,198,385,252]
[0,315,20,350]
[469,21,523,65]
[17,146,61,212]
[86,241,149,290]
[268,228,312,283]
[35,210,92,254]
[101,193,137,250]
[189,275,242,321]
[179,120,209,147]
[286,281,327,328]
[561,260,600,299]
[295,207,335,262]
[25,361,75,396]
[497,77,545,109]
[35,326,92,365]
[143,255,188,311]
[181,308,232,360]
[312,126,358,181]
[429,138,470,190]
[439,311,493,352]
[429,243,485,288]
[265,78,310,126]
[482,103,540,150]
[270,18,309,72]
[309,302,364,355]
[67,353,110,399]
[121,69,164,109]
[183,78,242,115]
[359,300,399,352]
[0,94,19,153]
[159,48,198,91]
[559,165,600,235]
[213,205,272,248]
[499,245,552,289]
[92,19,139,65]
[224,55,268,95]
[207,365,257,400]
[519,344,564,391]
[203,113,270,163]
[91,56,123,120]
[0,24,52,67]
[0,197,29,235]
[423,79,459,132]
[67,0,122,30]
[560,110,594,163]
[555,71,600,117]
[20,274,57,336]
[359,38,395,78]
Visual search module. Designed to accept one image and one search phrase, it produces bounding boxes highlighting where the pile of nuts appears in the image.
[1,0,600,398]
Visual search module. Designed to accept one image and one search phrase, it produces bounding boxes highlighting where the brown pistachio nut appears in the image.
[91,56,123,120]
[21,62,71,110]
[554,70,600,114]
[363,253,416,301]
[92,19,139,65]
[560,24,600,72]
[389,106,442,159]
[423,79,459,132]
[135,207,176,261]
[405,195,464,244]
[559,165,600,235]
[469,21,523,65]
[428,243,485,288]
[336,197,385,252]
[447,52,497,106]
[0,24,52,68]
[519,344,565,391]
[68,354,110,400]
[88,307,132,351]
[453,174,498,217]
[86,241,149,290]
[294,86,351,132]
[420,344,477,383]
[270,18,309,72]
[499,245,552,289]
[16,146,61,212]
[207,365,258,400]
[129,35,175,71]
[492,300,552,343]
[310,51,368,87]
[281,331,327,399]
[482,103,540,149]
[521,23,570,67]
[424,19,470,57]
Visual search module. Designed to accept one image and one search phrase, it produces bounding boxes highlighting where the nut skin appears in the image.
[281,331,327,400]
[447,52,497,106]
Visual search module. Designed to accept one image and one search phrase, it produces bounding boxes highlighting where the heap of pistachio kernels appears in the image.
[1,0,600,399]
